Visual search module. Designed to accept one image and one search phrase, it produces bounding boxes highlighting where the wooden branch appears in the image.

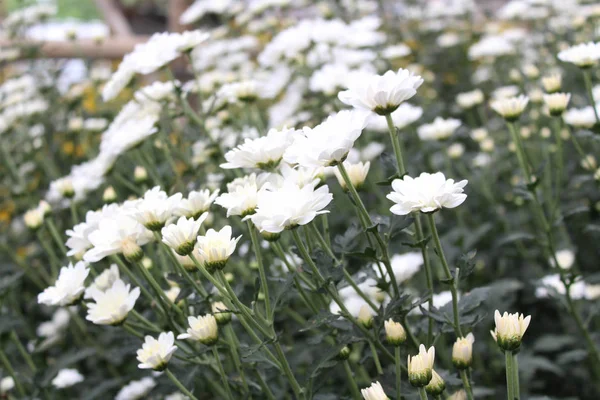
[93,0,133,36]
[1,36,149,59]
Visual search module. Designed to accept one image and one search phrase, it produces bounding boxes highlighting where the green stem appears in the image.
[369,340,383,375]
[395,346,402,400]
[551,117,564,217]
[512,353,520,400]
[505,351,515,400]
[418,387,429,400]
[0,139,24,186]
[583,69,600,125]
[165,368,199,400]
[0,347,26,397]
[10,331,36,373]
[254,368,276,400]
[273,341,305,399]
[425,213,463,337]
[247,220,272,322]
[123,322,144,339]
[70,201,79,225]
[212,346,234,400]
[506,122,532,184]
[343,360,362,400]
[460,369,474,400]
[414,215,434,346]
[45,218,68,256]
[385,113,406,175]
[225,324,249,394]
[135,260,184,319]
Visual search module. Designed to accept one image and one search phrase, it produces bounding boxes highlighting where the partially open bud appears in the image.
[408,345,435,387]
[425,369,446,396]
[337,345,351,360]
[358,305,373,329]
[333,161,370,191]
[134,166,148,183]
[491,310,531,352]
[55,178,75,199]
[543,93,571,116]
[260,231,280,242]
[541,73,561,93]
[103,186,117,203]
[384,319,407,346]
[360,381,388,400]
[490,96,529,122]
[211,301,232,325]
[452,333,475,369]
[447,389,467,400]
[177,314,219,346]
[24,208,44,230]
[122,237,143,262]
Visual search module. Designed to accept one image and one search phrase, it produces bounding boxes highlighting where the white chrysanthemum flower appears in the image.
[550,249,575,269]
[23,207,44,230]
[543,93,571,116]
[447,143,465,159]
[418,117,461,141]
[490,95,529,121]
[563,106,598,129]
[361,381,388,400]
[491,310,531,351]
[84,264,119,299]
[176,30,210,52]
[115,377,156,400]
[452,333,475,369]
[86,279,140,325]
[558,42,600,67]
[221,127,296,170]
[384,319,406,346]
[541,73,561,93]
[283,110,371,168]
[178,314,219,345]
[175,189,219,218]
[338,69,423,115]
[387,172,468,215]
[379,252,424,283]
[51,369,83,389]
[37,308,71,338]
[468,35,515,60]
[279,163,324,188]
[456,89,484,109]
[162,214,207,256]
[136,331,178,371]
[215,173,281,217]
[0,376,14,394]
[249,180,333,234]
[196,226,241,272]
[408,345,436,387]
[38,262,89,306]
[130,187,183,231]
[425,369,446,396]
[333,161,370,190]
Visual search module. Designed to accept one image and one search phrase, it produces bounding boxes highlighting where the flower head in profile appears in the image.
[249,180,333,234]
[178,314,219,345]
[196,226,241,272]
[130,187,183,231]
[541,73,561,93]
[384,319,406,346]
[333,161,370,190]
[491,310,531,351]
[387,172,468,215]
[51,368,83,389]
[221,127,296,170]
[212,301,232,324]
[361,381,389,400]
[84,264,119,299]
[86,278,140,325]
[338,68,424,115]
[215,174,274,217]
[162,214,207,256]
[543,93,571,116]
[283,110,371,168]
[38,262,89,306]
[175,189,219,219]
[425,370,445,396]
[558,42,600,68]
[408,344,435,387]
[136,331,178,371]
[452,333,475,369]
[417,117,461,141]
[490,95,529,121]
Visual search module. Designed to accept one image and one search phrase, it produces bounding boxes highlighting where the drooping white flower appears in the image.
[491,310,531,351]
[387,172,468,215]
[249,180,333,234]
[408,345,436,387]
[221,127,296,170]
[175,189,219,218]
[38,262,89,306]
[417,117,461,141]
[361,381,389,400]
[115,377,156,400]
[51,369,84,389]
[85,279,140,325]
[196,226,241,272]
[136,331,178,371]
[162,214,207,256]
[333,161,370,190]
[558,42,600,68]
[283,110,371,168]
[178,314,219,345]
[129,187,183,231]
[338,69,423,115]
[84,264,119,299]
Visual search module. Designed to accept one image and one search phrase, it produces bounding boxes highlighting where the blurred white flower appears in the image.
[558,42,600,67]
[456,89,484,109]
[563,106,597,129]
[387,172,468,215]
[543,93,571,115]
[137,331,178,371]
[0,377,14,394]
[84,264,119,299]
[490,95,529,120]
[86,279,140,325]
[115,377,156,400]
[52,369,83,389]
[550,249,575,269]
[418,117,461,141]
[37,308,71,338]
[38,262,89,306]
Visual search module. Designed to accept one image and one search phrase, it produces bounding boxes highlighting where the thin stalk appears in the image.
[505,351,515,400]
[460,370,474,400]
[273,341,304,400]
[414,215,434,346]
[0,348,26,397]
[425,213,463,337]
[37,230,60,277]
[225,324,249,394]
[123,322,144,339]
[385,113,406,175]
[418,387,429,400]
[45,218,69,256]
[254,368,276,400]
[135,260,184,319]
[507,122,532,183]
[369,340,384,375]
[583,69,600,124]
[10,331,36,373]
[395,346,402,400]
[343,360,362,400]
[512,353,520,400]
[165,368,199,400]
[110,255,156,309]
[212,346,234,400]
[70,201,79,225]
[551,117,564,216]
[247,220,272,322]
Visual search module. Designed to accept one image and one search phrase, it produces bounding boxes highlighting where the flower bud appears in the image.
[541,73,561,93]
[490,96,529,122]
[408,345,435,387]
[261,231,280,242]
[358,305,373,329]
[452,333,475,369]
[447,389,467,400]
[491,310,531,352]
[543,93,571,116]
[103,186,117,203]
[334,161,370,191]
[447,143,465,159]
[360,381,388,400]
[122,237,143,262]
[211,301,232,325]
[134,166,148,183]
[337,345,351,360]
[141,257,153,269]
[178,314,219,345]
[384,319,406,346]
[24,208,44,230]
[425,369,445,396]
